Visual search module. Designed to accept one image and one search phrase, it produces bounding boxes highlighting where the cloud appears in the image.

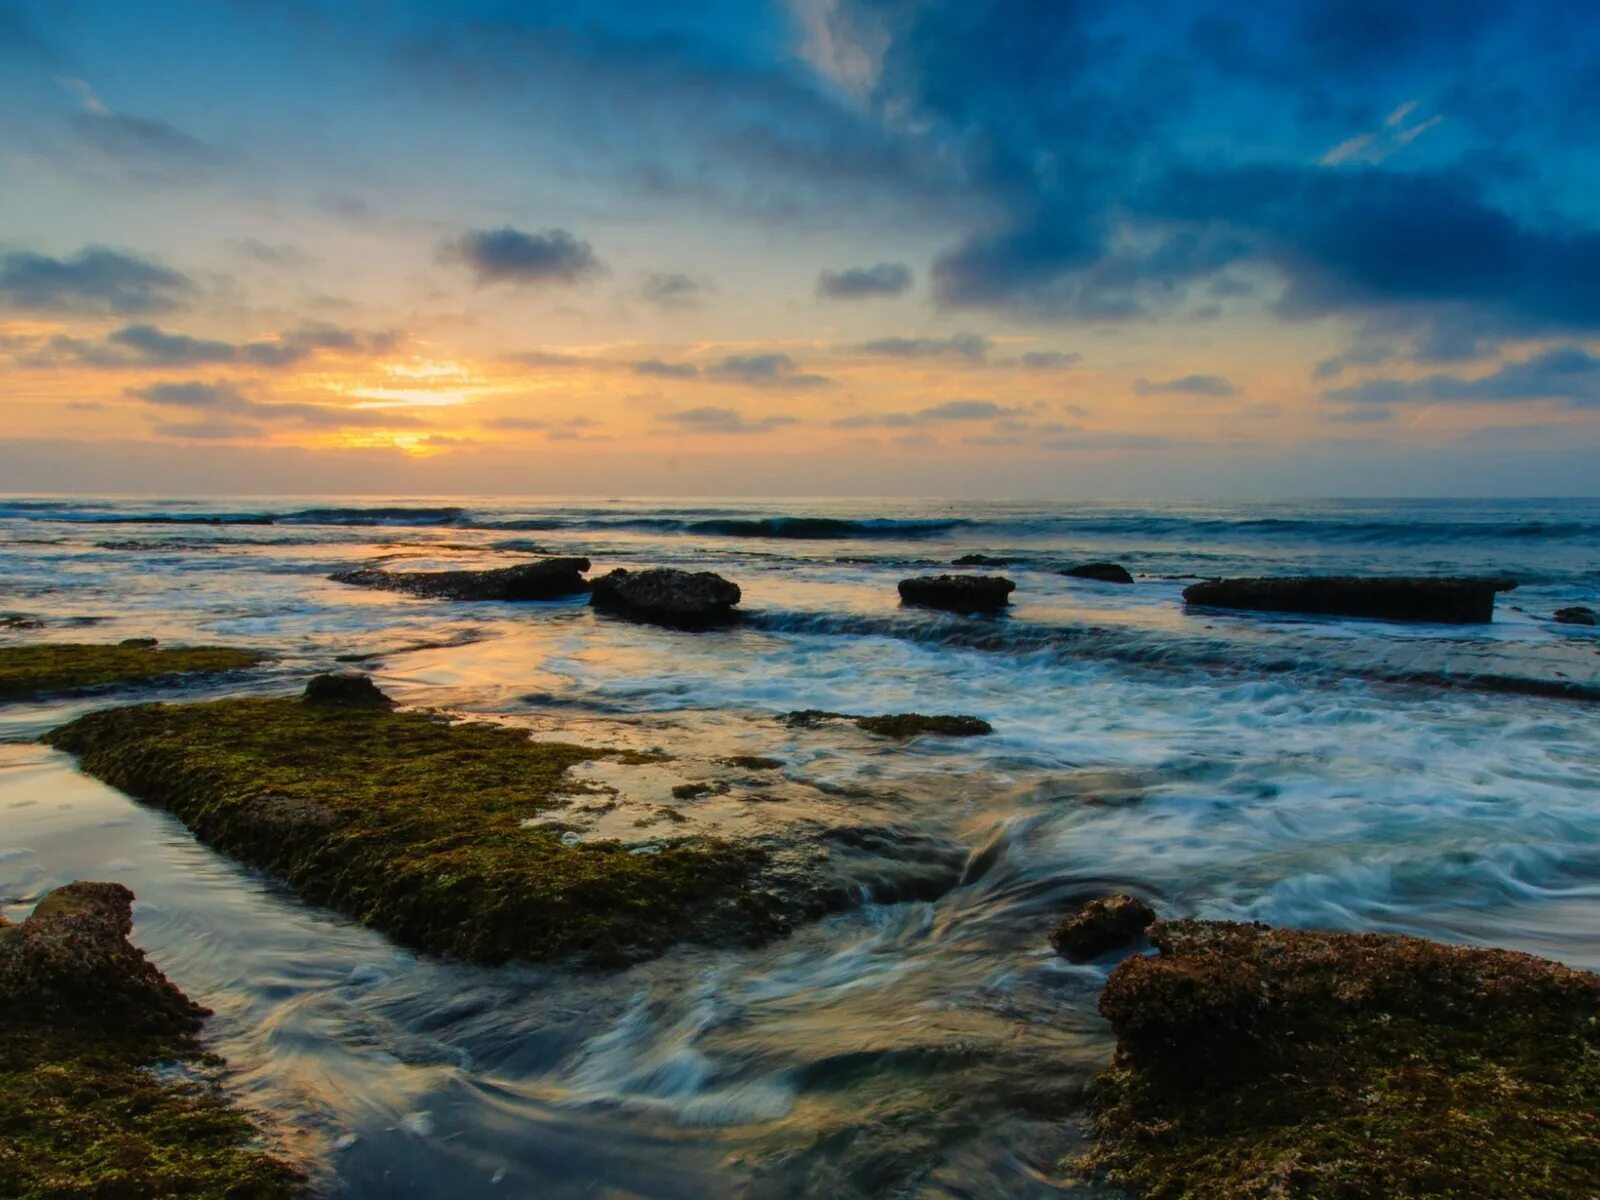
[69,110,220,183]
[150,418,264,440]
[817,262,913,299]
[130,381,244,409]
[658,406,798,434]
[834,398,1024,428]
[22,322,396,369]
[1324,346,1600,407]
[1136,374,1239,397]
[633,357,699,379]
[1313,343,1397,379]
[444,227,603,286]
[229,239,316,269]
[481,414,601,431]
[1014,350,1081,370]
[640,271,710,309]
[854,332,990,362]
[0,246,194,314]
[706,352,831,387]
[126,380,425,428]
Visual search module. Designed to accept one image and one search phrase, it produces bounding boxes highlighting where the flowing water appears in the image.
[2,496,1598,1197]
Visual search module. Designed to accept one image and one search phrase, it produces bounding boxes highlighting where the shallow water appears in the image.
[2,496,1598,1196]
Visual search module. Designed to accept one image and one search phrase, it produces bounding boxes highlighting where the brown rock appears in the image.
[1050,893,1156,961]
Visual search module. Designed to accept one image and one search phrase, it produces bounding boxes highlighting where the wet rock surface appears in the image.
[0,642,265,702]
[1079,918,1600,1198]
[898,573,1015,612]
[589,567,742,628]
[303,672,393,706]
[1062,562,1134,584]
[331,557,592,601]
[1554,605,1598,626]
[1183,574,1517,623]
[1049,893,1155,961]
[0,882,301,1198]
[780,710,993,738]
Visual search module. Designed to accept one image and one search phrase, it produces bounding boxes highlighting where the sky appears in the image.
[2,0,1599,497]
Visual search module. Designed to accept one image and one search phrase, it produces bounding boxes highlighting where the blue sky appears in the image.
[2,0,1598,495]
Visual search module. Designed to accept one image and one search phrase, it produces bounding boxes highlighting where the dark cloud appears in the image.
[127,380,424,427]
[1136,374,1239,397]
[130,381,244,409]
[854,332,990,362]
[707,352,831,387]
[633,357,699,379]
[0,246,194,315]
[1014,350,1081,370]
[445,227,603,286]
[22,322,395,369]
[658,406,798,434]
[817,262,913,299]
[834,398,1023,428]
[1324,347,1600,408]
[70,111,220,183]
[640,271,709,309]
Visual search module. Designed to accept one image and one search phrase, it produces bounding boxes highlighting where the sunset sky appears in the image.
[3,0,1598,496]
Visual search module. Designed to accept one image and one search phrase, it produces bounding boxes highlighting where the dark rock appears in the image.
[331,557,591,601]
[0,614,43,630]
[952,554,1014,566]
[1182,574,1517,623]
[898,573,1015,612]
[1080,919,1600,1198]
[117,636,159,648]
[1049,894,1156,962]
[302,672,392,706]
[1062,562,1134,584]
[780,710,992,738]
[589,567,742,628]
[1554,606,1598,626]
[721,755,785,770]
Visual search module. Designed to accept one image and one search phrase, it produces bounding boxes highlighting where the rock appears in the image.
[330,557,591,601]
[1182,574,1517,623]
[780,710,992,738]
[1078,918,1600,1198]
[721,755,785,770]
[0,614,43,630]
[302,672,392,706]
[1062,562,1133,584]
[1049,893,1156,962]
[118,636,159,648]
[898,573,1015,612]
[589,567,742,628]
[952,554,1014,566]
[1554,605,1598,626]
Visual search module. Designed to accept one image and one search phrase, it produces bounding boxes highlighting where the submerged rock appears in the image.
[1049,893,1155,962]
[303,672,392,706]
[45,697,795,966]
[0,642,264,702]
[1079,918,1600,1198]
[1062,562,1134,584]
[330,557,592,601]
[780,710,992,738]
[898,573,1015,612]
[0,882,301,1197]
[118,636,159,648]
[589,567,742,628]
[1554,605,1598,626]
[0,614,43,630]
[952,553,1014,567]
[1182,574,1517,623]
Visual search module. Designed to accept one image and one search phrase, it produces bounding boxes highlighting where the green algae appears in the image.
[45,697,790,966]
[1079,919,1600,1199]
[0,883,301,1200]
[0,643,264,702]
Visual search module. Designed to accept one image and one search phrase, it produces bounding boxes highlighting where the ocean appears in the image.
[2,495,1598,1197]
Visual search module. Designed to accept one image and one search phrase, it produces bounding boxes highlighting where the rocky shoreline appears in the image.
[0,641,265,703]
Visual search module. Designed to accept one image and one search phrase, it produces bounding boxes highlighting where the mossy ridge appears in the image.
[0,643,264,702]
[0,882,300,1200]
[45,698,788,965]
[1079,919,1600,1199]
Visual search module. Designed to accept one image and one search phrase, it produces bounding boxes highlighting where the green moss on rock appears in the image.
[0,881,301,1199]
[0,643,264,702]
[45,696,791,965]
[1079,919,1600,1199]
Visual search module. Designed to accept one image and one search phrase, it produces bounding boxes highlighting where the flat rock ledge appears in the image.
[589,567,742,629]
[898,574,1015,612]
[0,882,301,1198]
[1077,918,1600,1199]
[331,557,592,601]
[1182,574,1517,624]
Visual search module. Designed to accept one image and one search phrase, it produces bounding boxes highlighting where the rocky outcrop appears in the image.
[1554,605,1598,626]
[330,557,592,601]
[952,554,1014,567]
[1078,919,1600,1198]
[898,573,1015,612]
[1182,574,1517,623]
[780,710,992,738]
[589,567,742,628]
[1049,894,1155,962]
[303,672,392,706]
[1062,562,1134,584]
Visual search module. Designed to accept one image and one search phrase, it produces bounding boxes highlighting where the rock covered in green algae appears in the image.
[780,710,993,738]
[301,671,392,706]
[45,692,799,966]
[0,642,264,702]
[1079,918,1600,1199]
[0,882,301,1199]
